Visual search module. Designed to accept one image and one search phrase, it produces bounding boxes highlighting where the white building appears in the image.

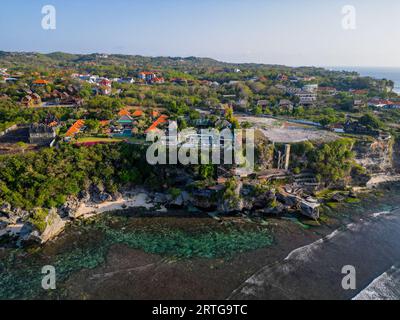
[296,91,317,105]
[118,77,135,84]
[302,84,319,93]
[286,87,302,95]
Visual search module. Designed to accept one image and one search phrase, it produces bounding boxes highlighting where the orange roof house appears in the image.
[100,120,111,134]
[118,109,131,117]
[151,110,160,118]
[33,79,49,85]
[132,109,144,117]
[65,119,85,137]
[351,89,368,95]
[145,115,168,133]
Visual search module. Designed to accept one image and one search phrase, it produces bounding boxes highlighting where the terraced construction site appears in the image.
[238,115,339,143]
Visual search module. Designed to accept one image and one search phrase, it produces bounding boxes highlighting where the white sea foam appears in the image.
[284,223,357,262]
[353,266,400,300]
[229,207,400,299]
[371,211,392,218]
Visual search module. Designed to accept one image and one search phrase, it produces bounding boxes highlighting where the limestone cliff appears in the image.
[353,134,394,175]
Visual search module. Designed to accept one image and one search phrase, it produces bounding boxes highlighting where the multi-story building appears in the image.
[302,84,318,93]
[295,91,317,105]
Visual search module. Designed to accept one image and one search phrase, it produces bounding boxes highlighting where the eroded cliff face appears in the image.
[392,139,400,173]
[354,135,394,175]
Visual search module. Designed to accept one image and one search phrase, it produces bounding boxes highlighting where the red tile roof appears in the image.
[33,79,49,85]
[99,79,111,86]
[118,109,131,117]
[132,109,144,117]
[66,119,85,137]
[145,115,168,133]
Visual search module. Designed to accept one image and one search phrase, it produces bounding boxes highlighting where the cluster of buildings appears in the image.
[256,99,294,112]
[138,72,165,84]
[274,74,400,111]
[63,107,169,142]
[46,85,83,106]
[20,80,83,107]
[21,80,51,106]
[0,68,8,81]
[21,92,42,107]
[368,98,400,109]
[0,68,21,83]
[71,74,113,95]
[113,108,168,137]
[261,79,400,112]
[273,83,319,106]
[70,71,165,95]
[276,74,317,84]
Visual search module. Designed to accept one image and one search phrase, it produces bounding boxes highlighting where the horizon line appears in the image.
[2,49,400,70]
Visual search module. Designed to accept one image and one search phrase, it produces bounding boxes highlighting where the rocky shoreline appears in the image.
[2,182,400,300]
[0,177,375,247]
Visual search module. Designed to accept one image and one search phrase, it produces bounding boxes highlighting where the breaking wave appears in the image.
[284,208,399,263]
[284,223,357,262]
[353,265,400,300]
[229,207,400,299]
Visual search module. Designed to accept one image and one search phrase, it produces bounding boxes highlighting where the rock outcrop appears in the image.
[354,134,394,174]
[39,208,67,243]
[190,190,218,210]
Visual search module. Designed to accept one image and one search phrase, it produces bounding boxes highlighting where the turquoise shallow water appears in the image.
[2,184,400,300]
[0,214,274,299]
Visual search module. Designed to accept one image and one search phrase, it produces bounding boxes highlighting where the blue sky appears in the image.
[1,0,400,67]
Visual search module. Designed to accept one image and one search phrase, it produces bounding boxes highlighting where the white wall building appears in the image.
[302,84,319,93]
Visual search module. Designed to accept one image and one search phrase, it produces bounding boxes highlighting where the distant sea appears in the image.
[328,66,400,94]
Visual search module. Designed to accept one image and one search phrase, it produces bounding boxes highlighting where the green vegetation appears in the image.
[289,138,357,186]
[75,137,120,143]
[359,113,384,130]
[310,138,356,185]
[168,187,182,199]
[0,99,79,127]
[223,178,241,208]
[28,208,48,232]
[0,143,152,209]
[0,51,398,218]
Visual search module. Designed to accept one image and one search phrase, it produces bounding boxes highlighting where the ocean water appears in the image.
[328,66,400,94]
[229,185,400,300]
[230,208,400,300]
